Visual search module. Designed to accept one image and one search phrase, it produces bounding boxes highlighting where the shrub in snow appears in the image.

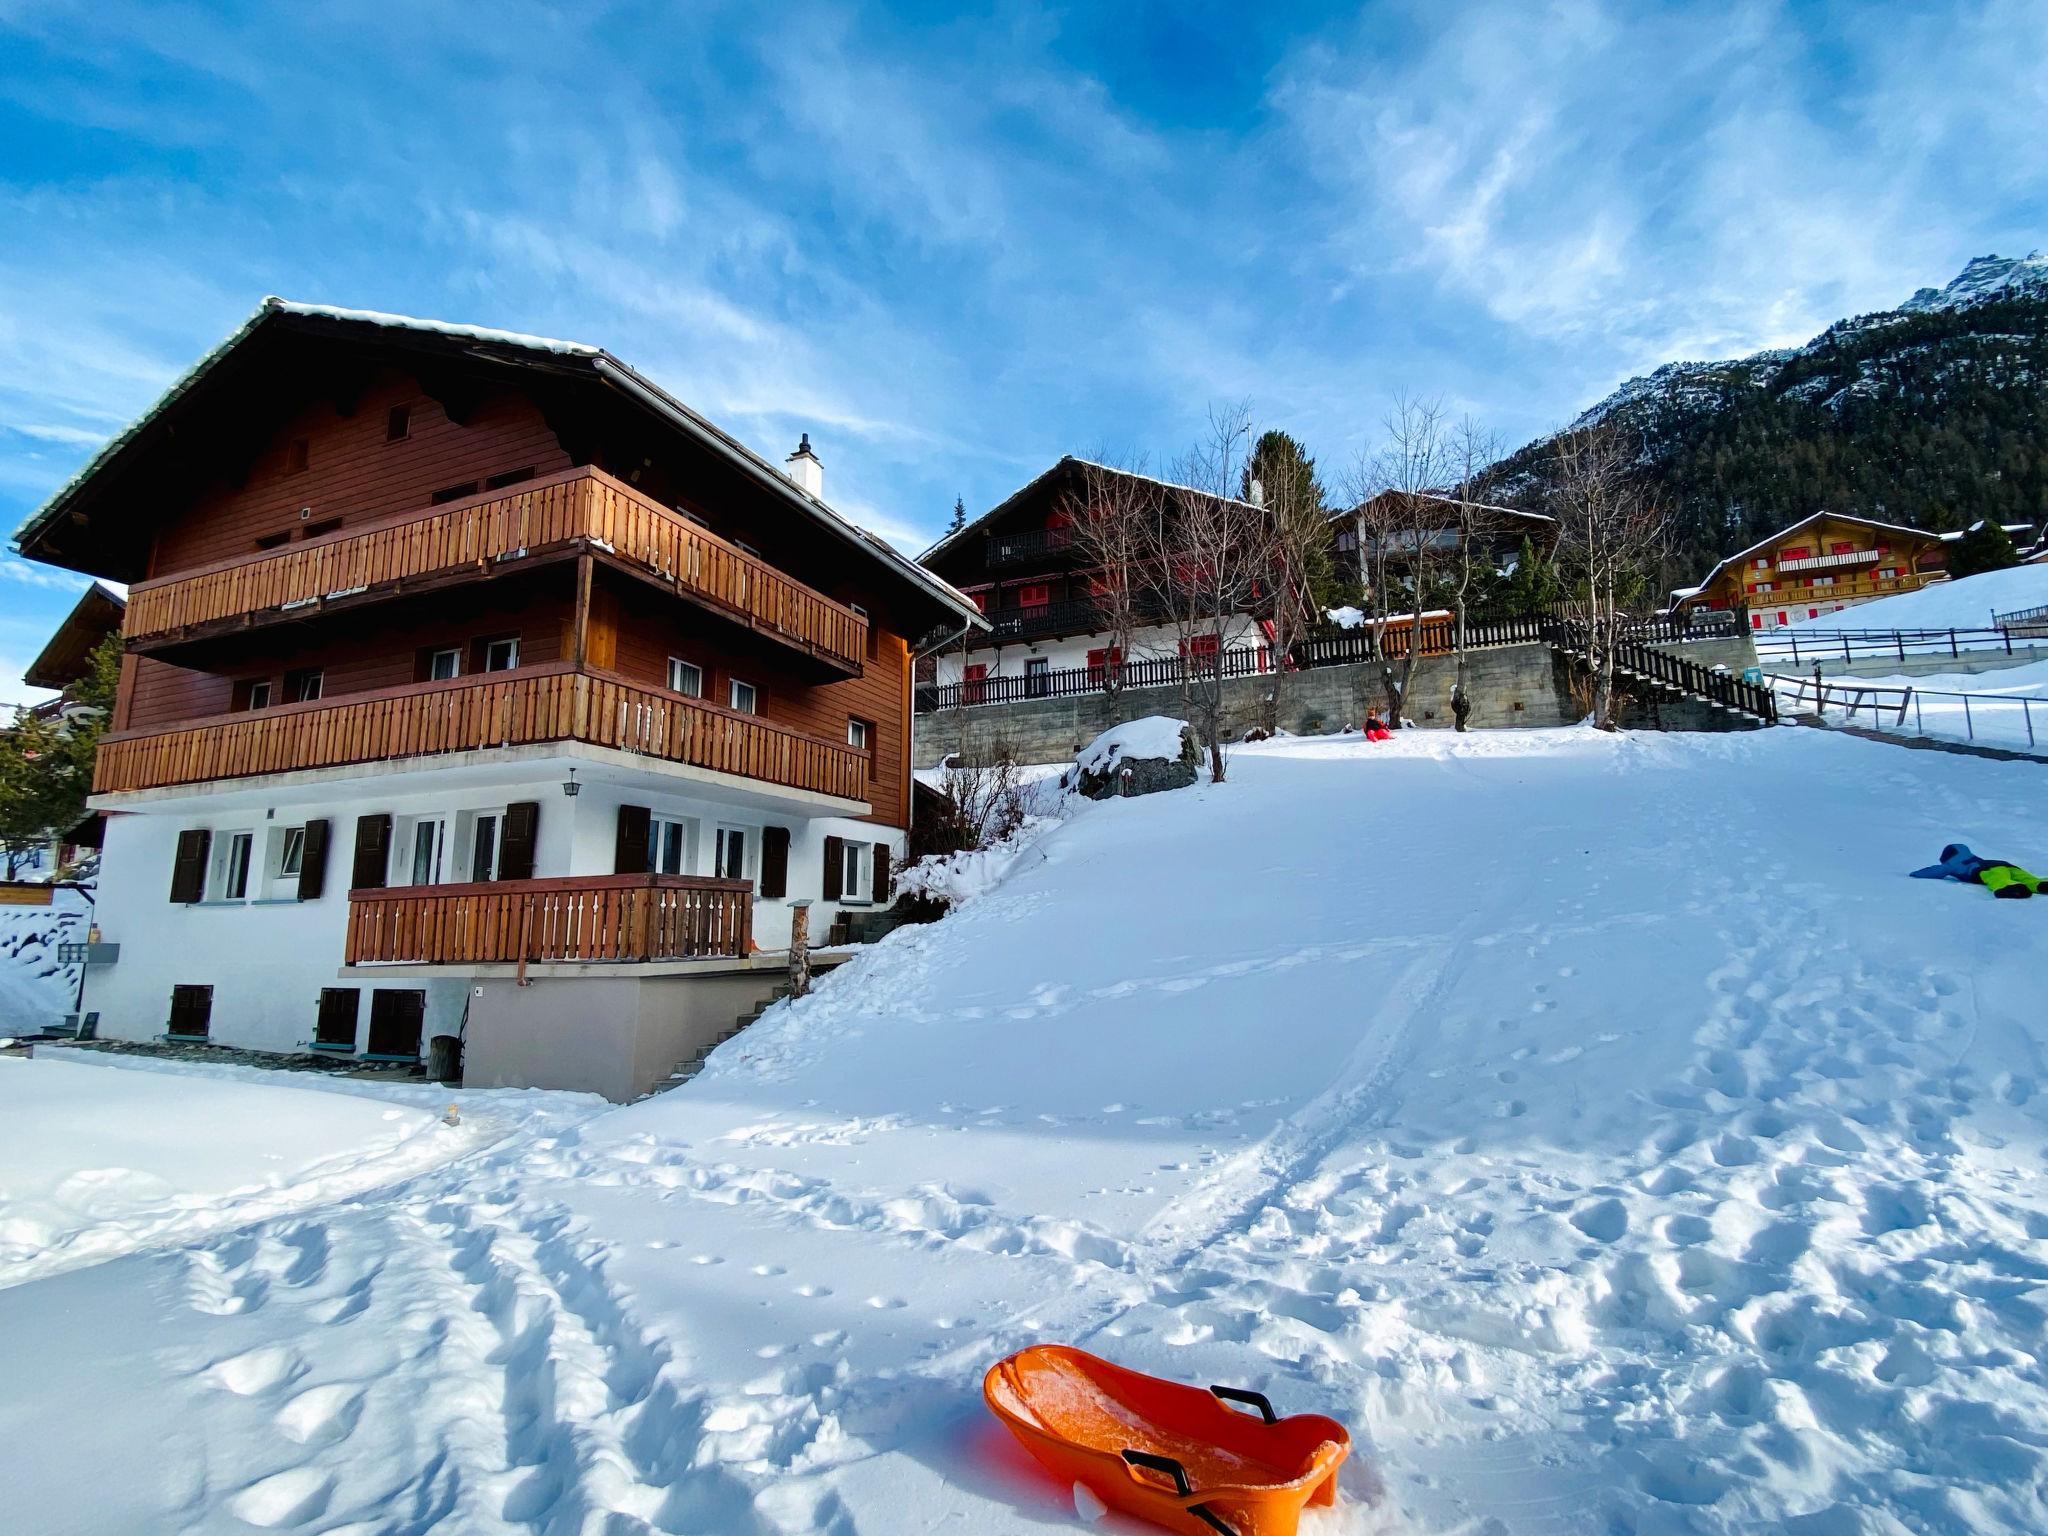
[1063,717,1200,800]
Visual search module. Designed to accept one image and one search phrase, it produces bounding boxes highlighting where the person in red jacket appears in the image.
[1363,711,1392,742]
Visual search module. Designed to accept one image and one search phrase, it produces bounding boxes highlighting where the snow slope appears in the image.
[3,729,2046,1534]
[0,889,87,1033]
[1794,564,2048,632]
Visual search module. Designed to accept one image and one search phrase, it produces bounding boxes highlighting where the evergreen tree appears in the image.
[1499,536,1563,617]
[947,496,967,535]
[1947,518,2021,579]
[0,631,119,878]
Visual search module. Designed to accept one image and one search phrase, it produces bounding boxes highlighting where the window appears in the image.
[715,827,748,882]
[1877,567,1900,580]
[220,832,255,900]
[427,647,461,681]
[314,988,359,1050]
[484,638,519,672]
[969,591,988,613]
[1754,557,1769,570]
[278,826,306,878]
[847,718,871,751]
[1086,646,1122,678]
[728,678,758,714]
[1782,547,1809,561]
[485,466,537,491]
[245,679,274,711]
[386,405,410,441]
[1024,657,1051,697]
[254,531,291,551]
[287,668,324,703]
[667,657,703,697]
[301,517,342,540]
[1830,542,1854,555]
[1016,582,1051,609]
[963,663,988,704]
[840,840,869,902]
[1812,576,1835,589]
[408,817,449,886]
[286,437,310,474]
[648,813,692,875]
[168,984,213,1041]
[431,481,480,505]
[469,813,501,883]
[366,990,425,1059]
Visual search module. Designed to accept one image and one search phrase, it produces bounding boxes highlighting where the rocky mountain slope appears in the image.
[1491,252,2048,573]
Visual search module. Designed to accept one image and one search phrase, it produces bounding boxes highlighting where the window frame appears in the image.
[245,679,274,711]
[483,637,520,673]
[728,678,758,714]
[427,647,462,682]
[839,840,871,906]
[847,717,871,752]
[714,825,750,883]
[404,815,450,887]
[219,831,255,901]
[647,812,693,876]
[287,667,324,703]
[667,657,704,697]
[386,405,410,441]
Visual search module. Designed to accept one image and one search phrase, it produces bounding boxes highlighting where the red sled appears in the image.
[983,1344,1349,1536]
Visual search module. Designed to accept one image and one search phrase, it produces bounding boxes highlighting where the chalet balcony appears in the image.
[345,873,753,966]
[988,598,1104,642]
[1775,550,1881,574]
[986,527,1075,567]
[91,663,868,803]
[122,467,868,675]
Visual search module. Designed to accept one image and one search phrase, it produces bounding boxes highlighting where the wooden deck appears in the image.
[92,662,869,801]
[345,873,753,965]
[123,467,868,672]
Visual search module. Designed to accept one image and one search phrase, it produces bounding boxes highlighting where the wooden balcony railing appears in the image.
[345,873,752,965]
[92,663,869,801]
[123,467,867,672]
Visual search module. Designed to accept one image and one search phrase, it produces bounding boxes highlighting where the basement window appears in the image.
[386,405,410,441]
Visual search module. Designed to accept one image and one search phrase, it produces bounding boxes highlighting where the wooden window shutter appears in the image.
[297,819,331,901]
[351,813,392,891]
[760,826,790,899]
[500,801,540,882]
[615,804,651,874]
[169,830,210,903]
[822,835,844,900]
[871,843,891,905]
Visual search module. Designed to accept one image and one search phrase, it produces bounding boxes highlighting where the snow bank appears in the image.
[0,1055,469,1286]
[893,815,1063,907]
[1071,715,1190,775]
[0,890,88,1034]
[1796,563,2048,631]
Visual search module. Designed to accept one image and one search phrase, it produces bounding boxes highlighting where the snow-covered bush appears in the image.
[1062,716,1200,799]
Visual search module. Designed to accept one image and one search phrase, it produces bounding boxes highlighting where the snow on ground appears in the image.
[1809,658,2048,751]
[0,888,87,1033]
[0,1051,604,1288]
[3,728,2047,1534]
[1794,563,2048,631]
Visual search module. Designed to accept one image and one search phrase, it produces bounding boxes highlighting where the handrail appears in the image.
[1753,626,2024,664]
[1767,670,2040,751]
[1545,619,1778,722]
[345,872,754,965]
[93,663,869,801]
[124,466,868,671]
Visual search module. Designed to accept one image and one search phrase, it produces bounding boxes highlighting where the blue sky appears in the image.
[3,0,2045,701]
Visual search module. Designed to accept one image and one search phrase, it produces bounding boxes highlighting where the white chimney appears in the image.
[784,433,823,497]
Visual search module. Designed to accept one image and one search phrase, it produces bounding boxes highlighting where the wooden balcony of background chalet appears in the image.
[345,872,753,966]
[91,661,869,802]
[121,466,868,674]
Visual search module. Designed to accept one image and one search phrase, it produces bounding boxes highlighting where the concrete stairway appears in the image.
[660,982,795,1090]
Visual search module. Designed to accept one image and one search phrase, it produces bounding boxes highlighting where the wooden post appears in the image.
[788,899,812,999]
[570,552,593,669]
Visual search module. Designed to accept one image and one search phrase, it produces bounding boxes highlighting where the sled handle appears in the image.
[1210,1385,1278,1424]
[1118,1451,1240,1536]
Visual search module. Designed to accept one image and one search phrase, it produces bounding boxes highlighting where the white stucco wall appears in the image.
[84,761,902,1057]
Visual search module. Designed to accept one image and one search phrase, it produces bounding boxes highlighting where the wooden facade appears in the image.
[344,873,752,965]
[1676,513,1949,630]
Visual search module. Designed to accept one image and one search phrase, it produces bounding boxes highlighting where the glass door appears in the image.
[409,817,449,886]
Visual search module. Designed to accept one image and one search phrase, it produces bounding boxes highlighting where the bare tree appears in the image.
[1445,416,1505,731]
[1351,393,1451,727]
[1060,457,1161,720]
[1142,402,1263,781]
[1548,423,1665,729]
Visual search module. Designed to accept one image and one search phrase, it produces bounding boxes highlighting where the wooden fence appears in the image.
[93,664,868,802]
[346,873,753,965]
[123,467,867,671]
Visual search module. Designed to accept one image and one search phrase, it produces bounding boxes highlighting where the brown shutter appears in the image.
[500,801,539,881]
[169,829,210,903]
[822,835,844,900]
[759,826,790,899]
[351,813,391,891]
[615,804,651,874]
[296,819,331,901]
[871,844,891,904]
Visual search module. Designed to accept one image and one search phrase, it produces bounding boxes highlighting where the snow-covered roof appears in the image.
[1335,489,1555,527]
[1679,510,1946,606]
[13,298,985,635]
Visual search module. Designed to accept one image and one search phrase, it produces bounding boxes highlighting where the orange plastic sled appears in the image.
[983,1345,1349,1536]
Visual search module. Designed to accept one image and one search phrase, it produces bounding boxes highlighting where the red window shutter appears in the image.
[1830,542,1853,555]
[1018,583,1050,608]
[970,591,987,612]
